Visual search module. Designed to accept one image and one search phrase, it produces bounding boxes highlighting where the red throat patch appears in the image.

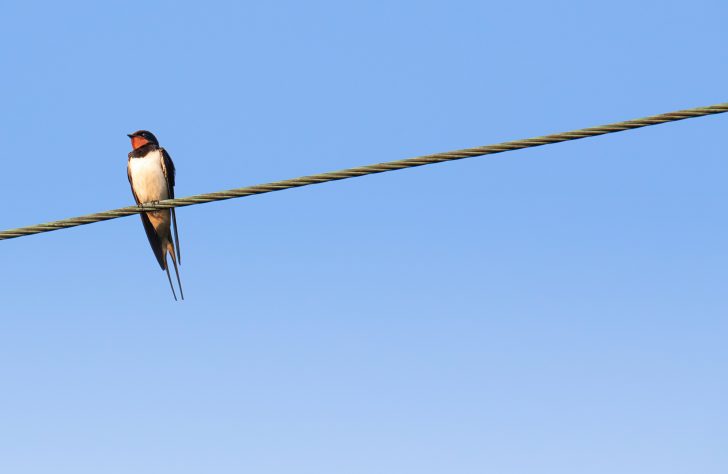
[131,136,149,150]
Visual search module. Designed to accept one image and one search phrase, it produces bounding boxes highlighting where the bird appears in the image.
[127,130,183,300]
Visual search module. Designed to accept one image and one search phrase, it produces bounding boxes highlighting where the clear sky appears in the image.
[0,1,726,473]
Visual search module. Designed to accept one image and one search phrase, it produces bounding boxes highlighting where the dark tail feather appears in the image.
[165,262,178,301]
[171,209,181,265]
[169,243,184,301]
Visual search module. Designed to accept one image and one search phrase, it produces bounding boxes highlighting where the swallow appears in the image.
[127,130,183,300]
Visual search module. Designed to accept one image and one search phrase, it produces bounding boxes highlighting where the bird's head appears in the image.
[127,130,159,150]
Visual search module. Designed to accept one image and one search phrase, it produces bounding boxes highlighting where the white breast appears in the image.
[128,150,169,203]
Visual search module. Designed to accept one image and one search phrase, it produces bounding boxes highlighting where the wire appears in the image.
[1,103,726,241]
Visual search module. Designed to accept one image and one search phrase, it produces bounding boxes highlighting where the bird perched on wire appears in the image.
[127,130,183,300]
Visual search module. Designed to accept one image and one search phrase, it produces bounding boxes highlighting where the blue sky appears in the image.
[0,1,726,472]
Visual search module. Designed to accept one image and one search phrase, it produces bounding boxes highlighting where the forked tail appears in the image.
[165,265,178,301]
[168,241,184,301]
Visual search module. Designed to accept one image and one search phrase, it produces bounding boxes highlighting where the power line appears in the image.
[1,103,726,241]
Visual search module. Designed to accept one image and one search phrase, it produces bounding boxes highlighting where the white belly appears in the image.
[129,150,169,203]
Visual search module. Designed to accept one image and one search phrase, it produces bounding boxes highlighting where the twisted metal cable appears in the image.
[1,103,726,241]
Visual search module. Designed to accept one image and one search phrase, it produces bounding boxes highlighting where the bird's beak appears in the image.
[127,133,134,138]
